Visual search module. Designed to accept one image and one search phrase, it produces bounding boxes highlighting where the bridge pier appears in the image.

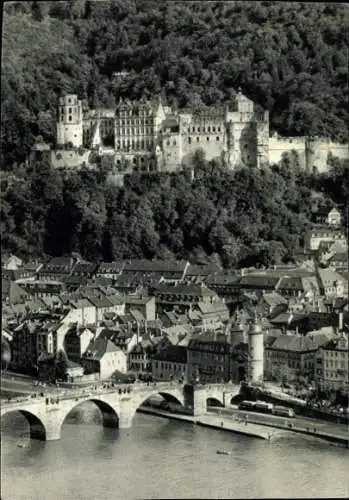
[118,411,133,429]
[45,424,62,442]
[193,389,207,416]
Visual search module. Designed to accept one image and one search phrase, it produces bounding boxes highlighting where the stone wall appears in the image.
[268,136,307,168]
[306,139,348,173]
[50,149,92,169]
[268,135,348,172]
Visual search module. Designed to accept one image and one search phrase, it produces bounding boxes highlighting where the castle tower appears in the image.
[248,316,264,383]
[56,94,83,147]
[236,88,254,114]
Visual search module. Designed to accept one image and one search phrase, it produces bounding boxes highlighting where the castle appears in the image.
[55,90,269,173]
[31,91,347,177]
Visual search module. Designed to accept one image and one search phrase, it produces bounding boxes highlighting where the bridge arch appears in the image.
[130,389,185,421]
[1,408,47,441]
[61,397,120,433]
[206,397,224,408]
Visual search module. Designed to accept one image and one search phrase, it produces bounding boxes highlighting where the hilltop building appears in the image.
[53,90,269,173]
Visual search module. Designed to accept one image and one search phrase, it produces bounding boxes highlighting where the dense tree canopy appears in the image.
[2,152,348,268]
[2,1,348,167]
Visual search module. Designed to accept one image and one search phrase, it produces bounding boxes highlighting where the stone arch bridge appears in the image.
[0,382,241,441]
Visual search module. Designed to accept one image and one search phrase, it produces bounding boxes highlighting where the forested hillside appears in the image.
[1,1,348,266]
[1,151,348,266]
[2,1,348,166]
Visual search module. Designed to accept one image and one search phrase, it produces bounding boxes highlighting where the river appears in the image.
[1,404,348,499]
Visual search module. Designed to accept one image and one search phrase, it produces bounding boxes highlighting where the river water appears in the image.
[1,404,348,500]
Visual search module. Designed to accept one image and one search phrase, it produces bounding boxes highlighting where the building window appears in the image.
[69,116,72,122]
[207,137,210,141]
[188,137,192,144]
[197,137,200,142]
[216,136,219,141]
[212,126,216,132]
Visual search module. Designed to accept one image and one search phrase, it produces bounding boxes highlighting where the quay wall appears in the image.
[238,415,349,448]
[138,406,348,447]
[138,406,272,440]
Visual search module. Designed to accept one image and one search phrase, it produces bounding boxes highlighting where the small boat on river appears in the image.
[216,449,231,455]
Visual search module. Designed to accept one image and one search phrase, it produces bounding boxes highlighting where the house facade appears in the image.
[151,345,188,381]
[187,333,232,384]
[81,338,127,380]
[264,334,330,382]
[315,333,349,390]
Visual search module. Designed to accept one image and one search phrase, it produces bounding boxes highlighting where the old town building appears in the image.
[187,333,232,383]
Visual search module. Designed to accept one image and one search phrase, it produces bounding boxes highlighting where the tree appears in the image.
[55,350,68,381]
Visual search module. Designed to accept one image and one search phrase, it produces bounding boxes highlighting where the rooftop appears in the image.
[152,345,187,363]
[267,333,332,352]
[83,337,120,360]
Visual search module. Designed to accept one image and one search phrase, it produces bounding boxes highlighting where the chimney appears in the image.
[338,312,343,332]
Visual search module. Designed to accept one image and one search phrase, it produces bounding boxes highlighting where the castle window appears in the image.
[197,137,200,142]
[133,158,137,164]
[207,137,209,141]
[173,140,176,146]
[212,126,216,132]
[216,136,219,141]
[218,126,221,132]
[188,137,192,144]
[192,127,195,132]
[208,126,211,132]
[68,116,72,121]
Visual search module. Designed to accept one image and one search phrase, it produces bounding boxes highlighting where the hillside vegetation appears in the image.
[1,152,348,267]
[2,1,348,166]
[1,1,348,266]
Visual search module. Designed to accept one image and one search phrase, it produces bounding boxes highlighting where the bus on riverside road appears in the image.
[238,400,295,418]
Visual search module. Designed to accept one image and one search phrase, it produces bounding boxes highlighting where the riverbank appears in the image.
[137,406,285,441]
[137,406,349,447]
[233,413,349,447]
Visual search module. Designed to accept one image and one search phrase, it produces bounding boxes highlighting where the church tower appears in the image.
[56,94,83,147]
[248,316,264,383]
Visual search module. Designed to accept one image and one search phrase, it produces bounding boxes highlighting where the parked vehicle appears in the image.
[238,400,257,411]
[272,406,295,418]
[254,401,274,413]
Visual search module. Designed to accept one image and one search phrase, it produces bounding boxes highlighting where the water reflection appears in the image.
[2,413,348,500]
